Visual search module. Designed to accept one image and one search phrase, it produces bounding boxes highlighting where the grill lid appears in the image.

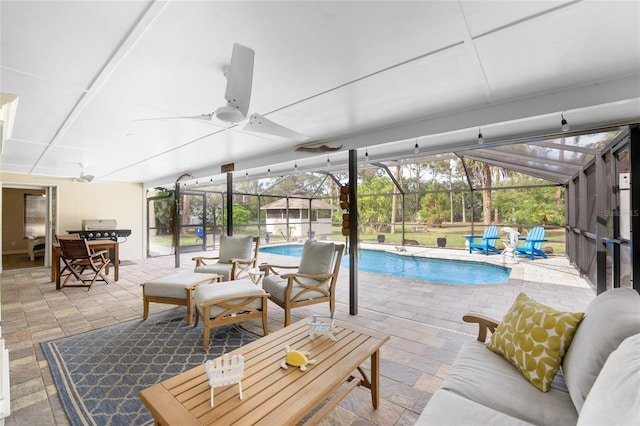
[82,219,117,231]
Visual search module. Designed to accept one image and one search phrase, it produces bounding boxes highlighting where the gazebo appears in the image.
[261,191,336,240]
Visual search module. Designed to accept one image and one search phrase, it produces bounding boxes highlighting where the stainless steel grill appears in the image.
[67,219,131,241]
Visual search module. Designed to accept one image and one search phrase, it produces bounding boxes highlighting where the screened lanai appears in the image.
[147,124,639,295]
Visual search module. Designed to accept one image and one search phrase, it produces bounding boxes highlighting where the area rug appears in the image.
[42,309,259,426]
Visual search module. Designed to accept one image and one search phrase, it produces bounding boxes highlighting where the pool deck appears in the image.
[1,243,595,425]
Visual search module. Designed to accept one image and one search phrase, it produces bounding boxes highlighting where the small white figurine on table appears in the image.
[501,227,520,264]
[205,354,245,407]
[308,312,337,341]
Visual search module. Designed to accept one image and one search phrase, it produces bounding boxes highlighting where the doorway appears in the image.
[1,184,57,271]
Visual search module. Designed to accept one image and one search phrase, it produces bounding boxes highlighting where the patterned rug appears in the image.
[42,309,259,426]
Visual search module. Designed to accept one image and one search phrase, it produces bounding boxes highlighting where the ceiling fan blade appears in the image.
[243,113,309,142]
[221,43,254,120]
[134,114,214,122]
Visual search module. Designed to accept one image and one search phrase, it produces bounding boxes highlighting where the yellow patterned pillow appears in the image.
[486,293,584,392]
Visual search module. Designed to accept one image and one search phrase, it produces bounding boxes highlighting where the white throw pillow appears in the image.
[218,235,254,264]
[298,240,335,275]
[577,333,640,426]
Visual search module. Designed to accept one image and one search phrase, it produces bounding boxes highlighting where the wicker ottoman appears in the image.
[141,271,222,324]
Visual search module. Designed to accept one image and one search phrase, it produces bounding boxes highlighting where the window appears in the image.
[24,194,46,237]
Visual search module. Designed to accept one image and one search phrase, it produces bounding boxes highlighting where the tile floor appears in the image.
[0,244,596,425]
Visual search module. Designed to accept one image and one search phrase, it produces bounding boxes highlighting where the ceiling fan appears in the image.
[72,164,95,183]
[139,43,308,142]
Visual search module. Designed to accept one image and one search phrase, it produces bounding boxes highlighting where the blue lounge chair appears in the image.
[516,226,548,260]
[195,227,204,242]
[466,225,500,255]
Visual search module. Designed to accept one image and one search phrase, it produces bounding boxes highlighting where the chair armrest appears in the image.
[230,257,256,264]
[259,263,299,276]
[192,256,221,267]
[486,236,500,241]
[462,312,499,342]
[281,272,332,280]
[464,235,481,241]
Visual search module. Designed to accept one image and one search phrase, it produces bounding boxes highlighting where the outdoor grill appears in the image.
[67,219,132,241]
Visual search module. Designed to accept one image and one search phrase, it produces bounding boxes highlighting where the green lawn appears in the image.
[149,224,566,255]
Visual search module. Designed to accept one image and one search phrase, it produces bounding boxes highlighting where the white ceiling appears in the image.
[1,1,639,188]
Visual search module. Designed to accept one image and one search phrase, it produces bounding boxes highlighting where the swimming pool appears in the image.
[259,245,510,285]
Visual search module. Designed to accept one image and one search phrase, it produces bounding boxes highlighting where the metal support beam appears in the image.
[455,153,475,234]
[348,149,358,316]
[226,173,233,236]
[630,125,640,293]
[595,152,607,294]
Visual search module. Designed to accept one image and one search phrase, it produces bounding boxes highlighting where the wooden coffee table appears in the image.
[139,316,390,425]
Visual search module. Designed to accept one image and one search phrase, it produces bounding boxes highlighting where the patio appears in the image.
[1,246,595,425]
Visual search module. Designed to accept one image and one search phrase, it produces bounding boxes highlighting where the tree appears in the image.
[457,159,494,224]
[419,182,449,223]
[357,174,394,232]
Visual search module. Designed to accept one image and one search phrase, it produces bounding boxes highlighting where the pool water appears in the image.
[259,245,510,285]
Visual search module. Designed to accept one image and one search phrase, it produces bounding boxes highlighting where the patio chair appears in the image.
[260,240,344,326]
[193,235,259,281]
[58,237,110,290]
[516,226,548,260]
[465,225,500,255]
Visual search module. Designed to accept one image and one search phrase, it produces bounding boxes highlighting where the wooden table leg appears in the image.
[114,242,119,281]
[371,349,380,408]
[52,246,61,290]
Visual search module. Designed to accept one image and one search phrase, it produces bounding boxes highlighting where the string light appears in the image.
[267,168,271,176]
[478,128,484,145]
[561,114,570,132]
[326,157,331,169]
[365,148,369,162]
[414,142,419,154]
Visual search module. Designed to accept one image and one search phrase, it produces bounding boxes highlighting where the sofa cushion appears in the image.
[577,333,640,426]
[440,341,578,425]
[298,240,335,275]
[218,235,254,264]
[486,292,583,392]
[194,279,265,319]
[416,388,535,426]
[262,274,329,303]
[194,263,234,281]
[562,287,640,412]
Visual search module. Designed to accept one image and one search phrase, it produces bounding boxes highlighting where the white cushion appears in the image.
[562,288,640,412]
[577,333,640,426]
[143,272,220,299]
[194,279,265,319]
[417,389,535,426]
[194,263,234,281]
[262,274,328,303]
[298,240,335,275]
[438,341,578,425]
[218,235,253,264]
